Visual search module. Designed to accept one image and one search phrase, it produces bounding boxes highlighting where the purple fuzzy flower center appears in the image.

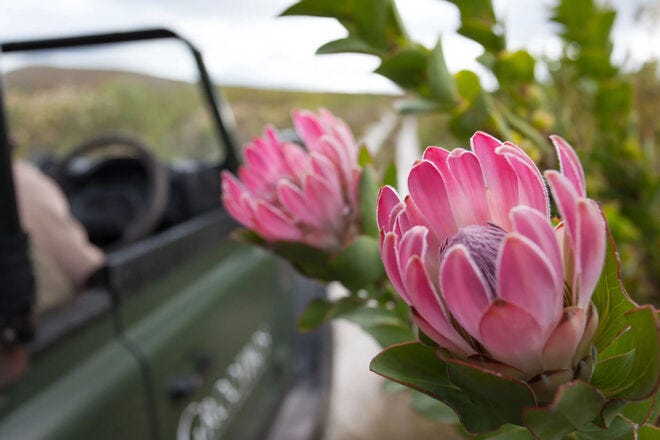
[441,223,506,298]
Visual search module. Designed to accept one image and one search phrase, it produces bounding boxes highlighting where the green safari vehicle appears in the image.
[0,28,329,439]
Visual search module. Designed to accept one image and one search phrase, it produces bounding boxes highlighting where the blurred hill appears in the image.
[4,66,401,161]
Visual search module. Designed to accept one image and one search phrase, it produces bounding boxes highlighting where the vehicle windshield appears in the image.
[2,39,224,164]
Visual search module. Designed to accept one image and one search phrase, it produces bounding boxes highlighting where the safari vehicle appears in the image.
[0,28,329,439]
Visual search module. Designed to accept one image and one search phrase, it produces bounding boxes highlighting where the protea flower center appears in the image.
[441,224,506,298]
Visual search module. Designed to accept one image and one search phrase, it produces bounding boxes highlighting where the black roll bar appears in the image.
[0,27,240,171]
[0,54,35,345]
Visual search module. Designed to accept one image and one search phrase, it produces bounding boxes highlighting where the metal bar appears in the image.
[0,52,35,344]
[1,28,240,171]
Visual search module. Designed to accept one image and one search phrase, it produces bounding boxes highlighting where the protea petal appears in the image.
[377,186,401,232]
[478,299,544,375]
[440,244,491,338]
[575,199,606,307]
[412,310,474,357]
[292,109,324,149]
[252,202,302,241]
[221,172,255,227]
[497,233,563,333]
[510,206,563,292]
[397,226,427,275]
[421,147,477,227]
[470,131,519,229]
[551,135,586,197]
[498,143,549,217]
[406,257,474,355]
[447,148,490,223]
[303,174,344,229]
[408,161,457,239]
[277,181,323,228]
[541,306,586,371]
[381,231,409,304]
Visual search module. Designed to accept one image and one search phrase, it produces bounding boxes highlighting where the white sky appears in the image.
[0,0,658,93]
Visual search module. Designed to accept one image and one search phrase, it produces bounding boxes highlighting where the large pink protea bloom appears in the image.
[377,132,605,392]
[222,109,360,253]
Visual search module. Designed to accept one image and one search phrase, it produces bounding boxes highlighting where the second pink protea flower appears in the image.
[378,132,606,398]
[222,109,360,253]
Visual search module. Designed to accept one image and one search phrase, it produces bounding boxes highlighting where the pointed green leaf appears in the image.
[317,37,377,55]
[445,357,536,426]
[376,46,431,96]
[427,38,459,104]
[359,165,379,237]
[330,235,384,291]
[591,306,660,400]
[297,298,334,332]
[280,0,350,18]
[523,381,605,440]
[591,229,637,351]
[382,162,398,188]
[395,98,439,114]
[358,145,373,167]
[370,342,526,433]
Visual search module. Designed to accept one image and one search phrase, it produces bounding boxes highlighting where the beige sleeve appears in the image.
[12,160,105,288]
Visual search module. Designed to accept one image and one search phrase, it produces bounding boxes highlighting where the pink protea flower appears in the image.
[222,109,360,252]
[377,132,605,388]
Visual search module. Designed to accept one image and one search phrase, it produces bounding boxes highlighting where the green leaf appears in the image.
[297,298,334,331]
[523,381,605,440]
[571,415,636,440]
[445,357,536,426]
[395,98,439,114]
[591,306,660,400]
[471,424,534,440]
[230,228,267,246]
[409,390,459,423]
[638,424,660,440]
[382,162,398,188]
[358,145,373,167]
[359,165,379,237]
[334,300,413,346]
[376,46,431,96]
[621,391,660,425]
[455,70,482,101]
[280,0,350,18]
[591,229,637,351]
[494,50,536,84]
[330,235,385,291]
[297,296,365,332]
[317,37,378,55]
[445,0,504,53]
[272,241,334,281]
[370,342,505,432]
[427,38,459,104]
[450,93,492,139]
[370,341,527,433]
